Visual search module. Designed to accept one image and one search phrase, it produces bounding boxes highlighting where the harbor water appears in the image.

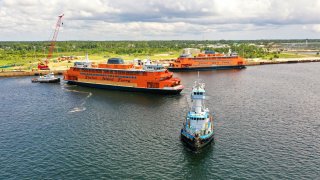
[0,63,319,179]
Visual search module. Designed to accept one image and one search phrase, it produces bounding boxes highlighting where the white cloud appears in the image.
[0,0,320,40]
[311,25,320,33]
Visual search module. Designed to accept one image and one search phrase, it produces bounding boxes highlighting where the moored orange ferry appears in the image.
[64,58,184,94]
[168,50,246,71]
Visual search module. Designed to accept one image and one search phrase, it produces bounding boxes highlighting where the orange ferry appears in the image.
[64,58,184,94]
[168,50,246,71]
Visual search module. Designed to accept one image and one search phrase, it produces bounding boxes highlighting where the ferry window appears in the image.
[108,58,124,64]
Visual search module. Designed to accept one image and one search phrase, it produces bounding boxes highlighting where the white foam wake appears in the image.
[63,84,92,113]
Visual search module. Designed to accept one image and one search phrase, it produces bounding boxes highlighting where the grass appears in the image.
[262,52,312,60]
[0,51,181,70]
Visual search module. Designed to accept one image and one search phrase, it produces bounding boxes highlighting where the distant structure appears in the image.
[183,48,200,54]
[306,39,308,47]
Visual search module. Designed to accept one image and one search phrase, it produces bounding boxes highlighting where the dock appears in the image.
[0,70,65,77]
[246,57,320,66]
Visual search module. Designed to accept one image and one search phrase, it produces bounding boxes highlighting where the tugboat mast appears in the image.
[191,81,205,114]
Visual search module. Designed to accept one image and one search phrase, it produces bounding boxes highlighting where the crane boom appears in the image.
[38,14,64,70]
[47,14,64,60]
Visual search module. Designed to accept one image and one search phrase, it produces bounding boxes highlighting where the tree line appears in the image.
[1,40,319,66]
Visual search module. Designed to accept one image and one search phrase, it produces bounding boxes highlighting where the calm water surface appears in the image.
[1,63,320,179]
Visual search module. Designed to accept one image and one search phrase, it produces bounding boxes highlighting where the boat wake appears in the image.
[62,84,92,113]
[68,92,92,113]
[69,106,86,113]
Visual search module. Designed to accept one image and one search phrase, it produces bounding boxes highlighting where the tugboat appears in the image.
[181,78,214,150]
[31,72,60,83]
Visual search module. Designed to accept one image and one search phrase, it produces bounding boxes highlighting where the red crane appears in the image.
[38,14,64,70]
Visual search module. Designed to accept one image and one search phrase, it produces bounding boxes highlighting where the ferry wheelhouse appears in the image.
[181,79,214,149]
[168,50,246,71]
[64,58,184,94]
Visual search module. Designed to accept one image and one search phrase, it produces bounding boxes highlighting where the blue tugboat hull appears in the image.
[180,129,214,150]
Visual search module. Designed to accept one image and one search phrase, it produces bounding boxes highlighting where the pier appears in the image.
[245,57,320,66]
[0,70,65,77]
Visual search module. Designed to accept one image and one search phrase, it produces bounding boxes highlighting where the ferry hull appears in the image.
[66,81,183,95]
[168,65,246,72]
[180,130,214,150]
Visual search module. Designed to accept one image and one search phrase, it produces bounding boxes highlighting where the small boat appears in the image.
[31,72,60,83]
[181,78,214,150]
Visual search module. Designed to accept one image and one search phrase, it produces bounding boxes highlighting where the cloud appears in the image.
[311,25,320,33]
[0,0,320,40]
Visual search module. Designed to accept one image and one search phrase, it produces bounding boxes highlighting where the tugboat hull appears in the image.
[180,130,214,150]
[32,78,60,83]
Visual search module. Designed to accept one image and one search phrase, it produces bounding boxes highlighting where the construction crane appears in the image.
[38,14,64,70]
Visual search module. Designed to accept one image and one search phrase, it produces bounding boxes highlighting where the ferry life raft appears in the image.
[31,72,60,83]
[64,58,184,94]
[181,79,214,150]
[168,50,246,71]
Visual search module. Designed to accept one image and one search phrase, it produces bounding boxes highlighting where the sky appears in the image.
[0,0,320,41]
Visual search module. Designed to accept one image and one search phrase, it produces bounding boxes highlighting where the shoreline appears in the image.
[0,70,65,77]
[1,57,320,77]
[246,57,320,66]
